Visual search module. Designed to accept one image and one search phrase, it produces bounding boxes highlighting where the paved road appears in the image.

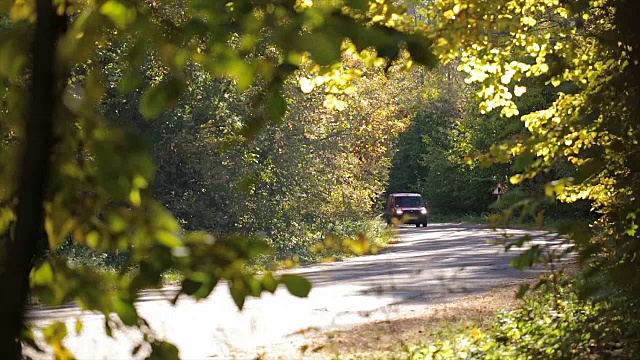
[26,223,564,359]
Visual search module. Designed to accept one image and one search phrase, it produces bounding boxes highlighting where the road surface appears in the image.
[26,223,565,359]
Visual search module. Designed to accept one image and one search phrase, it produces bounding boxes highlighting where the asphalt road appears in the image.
[26,223,565,359]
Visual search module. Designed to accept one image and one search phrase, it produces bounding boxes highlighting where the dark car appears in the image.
[383,193,428,227]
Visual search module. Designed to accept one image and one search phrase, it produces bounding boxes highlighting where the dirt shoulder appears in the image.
[240,280,530,360]
[310,282,526,359]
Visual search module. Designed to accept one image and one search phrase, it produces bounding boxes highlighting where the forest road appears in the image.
[26,223,569,359]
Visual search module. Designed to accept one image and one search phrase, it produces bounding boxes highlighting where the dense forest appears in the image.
[1,0,640,358]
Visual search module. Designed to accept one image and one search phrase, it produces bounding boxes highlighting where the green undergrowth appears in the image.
[427,213,491,225]
[426,212,591,234]
[381,274,640,360]
[49,218,394,287]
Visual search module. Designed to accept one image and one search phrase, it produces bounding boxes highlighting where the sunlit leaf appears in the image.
[100,0,136,29]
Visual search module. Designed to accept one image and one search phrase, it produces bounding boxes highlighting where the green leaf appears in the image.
[118,72,143,93]
[148,341,179,360]
[104,318,113,337]
[0,27,30,79]
[129,189,141,207]
[245,274,262,297]
[510,245,542,270]
[406,38,437,67]
[114,299,139,326]
[261,273,278,293]
[224,59,254,90]
[43,322,68,344]
[513,153,535,172]
[229,280,247,309]
[156,230,183,248]
[280,274,311,297]
[181,279,203,296]
[139,78,186,119]
[0,207,15,234]
[267,88,286,121]
[300,32,342,66]
[75,319,83,335]
[179,276,218,300]
[575,158,602,183]
[100,0,136,29]
[516,283,530,299]
[345,0,369,11]
[505,234,532,251]
[31,262,54,286]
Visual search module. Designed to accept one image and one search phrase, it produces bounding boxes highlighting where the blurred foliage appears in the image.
[0,0,437,357]
[3,0,640,357]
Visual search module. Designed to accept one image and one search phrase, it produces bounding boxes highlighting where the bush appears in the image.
[51,239,129,270]
[402,275,640,360]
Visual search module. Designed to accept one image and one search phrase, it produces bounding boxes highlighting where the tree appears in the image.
[422,0,640,290]
[0,0,436,358]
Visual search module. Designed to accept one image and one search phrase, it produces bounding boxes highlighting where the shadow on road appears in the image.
[28,224,557,319]
[294,223,549,306]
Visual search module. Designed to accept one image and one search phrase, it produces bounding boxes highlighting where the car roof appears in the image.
[390,193,422,197]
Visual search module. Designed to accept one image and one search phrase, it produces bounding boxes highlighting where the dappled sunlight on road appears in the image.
[26,223,571,359]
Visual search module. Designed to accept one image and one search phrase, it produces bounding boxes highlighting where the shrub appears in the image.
[403,276,640,360]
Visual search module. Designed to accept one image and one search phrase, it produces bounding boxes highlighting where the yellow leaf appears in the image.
[514,85,527,97]
[86,231,100,248]
[10,0,34,22]
[299,78,315,93]
[129,189,141,207]
[510,174,524,184]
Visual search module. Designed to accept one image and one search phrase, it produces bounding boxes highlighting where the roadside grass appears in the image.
[51,217,396,287]
[245,217,395,273]
[427,213,490,225]
[52,213,584,286]
[317,272,640,360]
[427,212,592,235]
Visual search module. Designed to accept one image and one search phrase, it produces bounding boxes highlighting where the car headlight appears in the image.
[420,208,428,215]
[395,209,403,215]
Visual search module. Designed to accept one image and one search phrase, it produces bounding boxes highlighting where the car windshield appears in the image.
[395,196,423,207]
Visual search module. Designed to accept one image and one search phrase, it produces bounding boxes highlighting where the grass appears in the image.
[426,212,592,235]
[264,265,638,360]
[51,217,396,287]
[335,273,640,360]
[244,218,396,273]
[427,213,490,225]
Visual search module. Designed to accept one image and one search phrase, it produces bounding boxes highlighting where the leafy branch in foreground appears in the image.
[0,0,436,358]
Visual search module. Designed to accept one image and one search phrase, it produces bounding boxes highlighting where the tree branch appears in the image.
[0,0,65,357]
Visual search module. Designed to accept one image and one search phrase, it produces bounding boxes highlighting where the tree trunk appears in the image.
[0,0,63,358]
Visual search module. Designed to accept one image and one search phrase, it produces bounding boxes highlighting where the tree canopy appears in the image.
[421,0,640,291]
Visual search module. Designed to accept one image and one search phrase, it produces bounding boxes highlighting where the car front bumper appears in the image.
[391,213,427,224]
